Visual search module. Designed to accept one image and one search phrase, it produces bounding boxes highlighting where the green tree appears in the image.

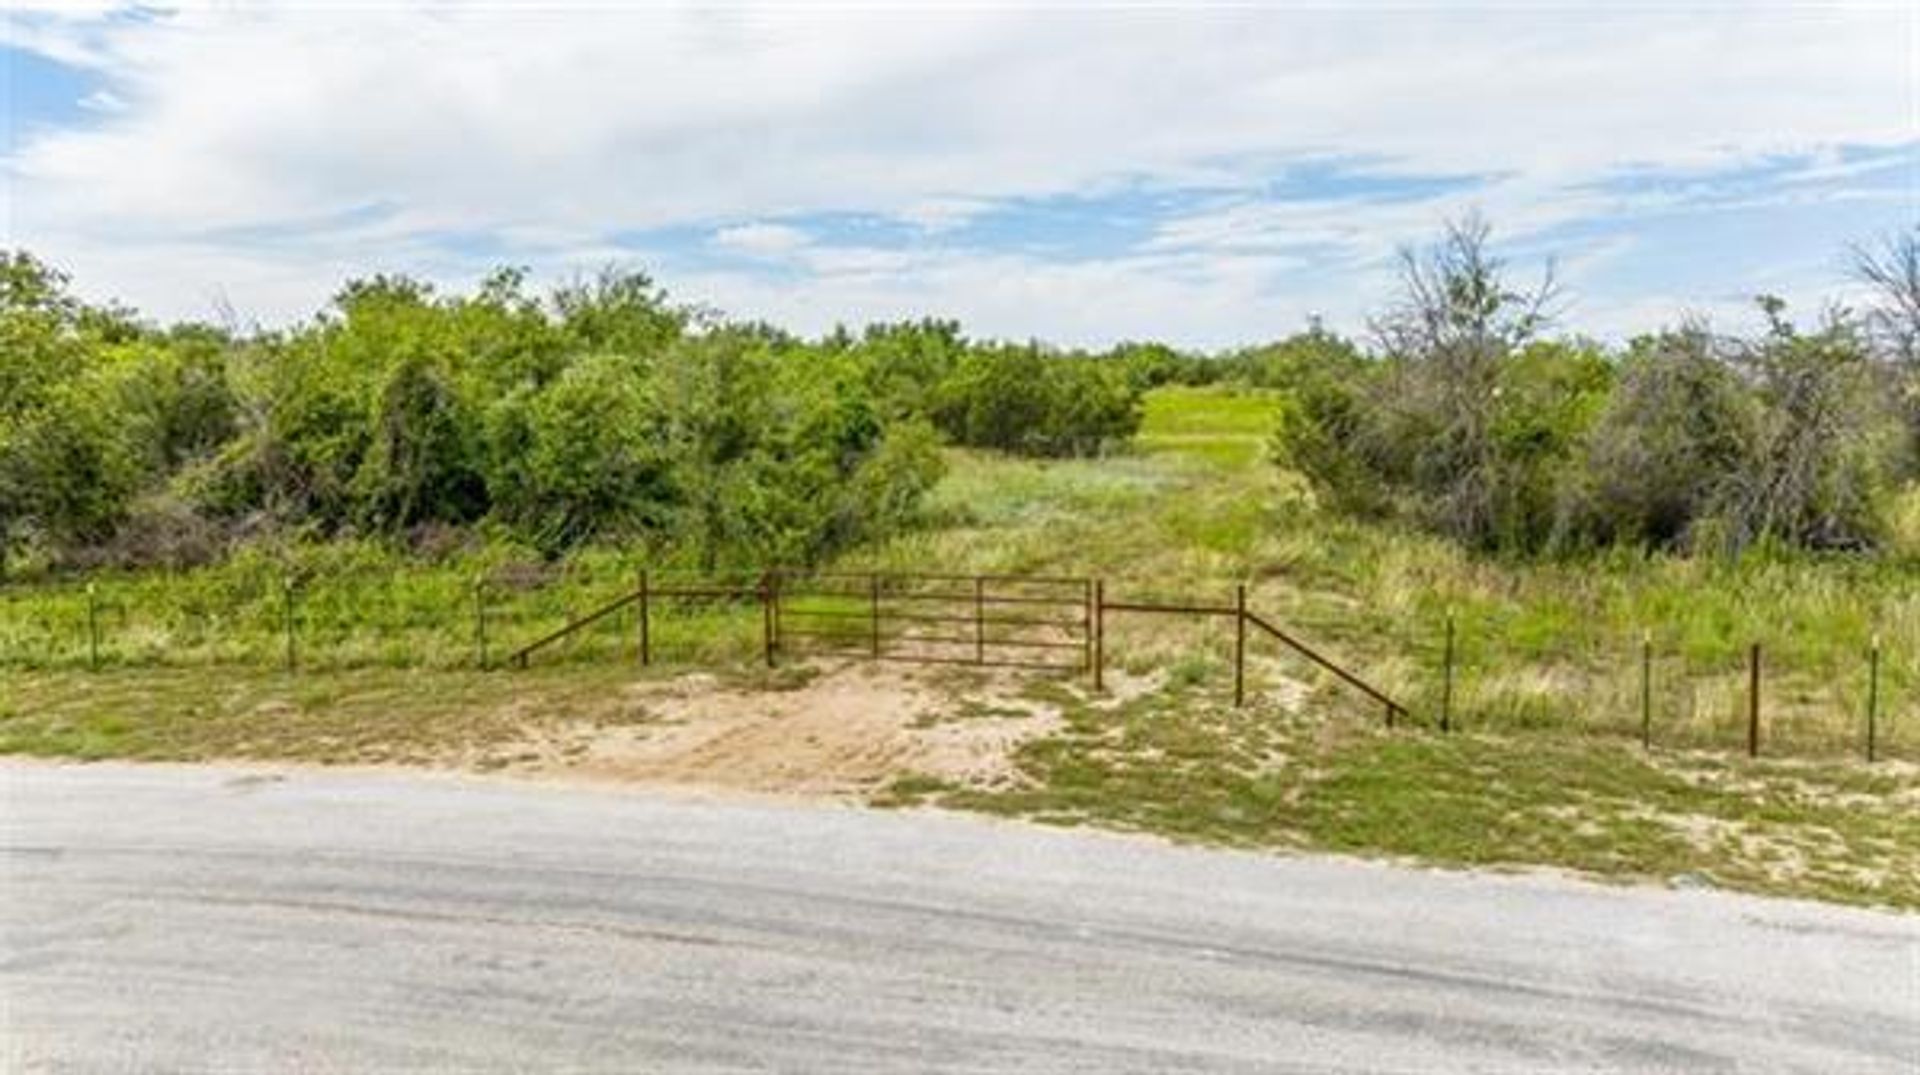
[485,353,671,556]
[1372,214,1560,548]
[353,352,486,530]
[111,325,240,475]
[552,267,687,357]
[854,319,965,420]
[0,252,142,575]
[932,343,1142,457]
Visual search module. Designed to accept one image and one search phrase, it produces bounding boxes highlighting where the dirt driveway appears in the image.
[467,661,1105,797]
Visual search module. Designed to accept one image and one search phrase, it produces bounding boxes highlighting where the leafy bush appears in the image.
[1,253,143,576]
[932,344,1141,457]
[484,351,670,555]
[0,252,964,573]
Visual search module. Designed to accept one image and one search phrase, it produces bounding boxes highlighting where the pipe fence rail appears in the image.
[2,564,1907,762]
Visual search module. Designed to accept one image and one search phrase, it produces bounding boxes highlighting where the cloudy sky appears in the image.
[3,2,1915,347]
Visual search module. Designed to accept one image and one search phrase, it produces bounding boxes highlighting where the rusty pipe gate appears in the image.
[506,569,1405,724]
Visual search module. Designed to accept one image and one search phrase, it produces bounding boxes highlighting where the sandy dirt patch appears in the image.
[491,661,1065,797]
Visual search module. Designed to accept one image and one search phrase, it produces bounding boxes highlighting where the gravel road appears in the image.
[3,762,1915,1072]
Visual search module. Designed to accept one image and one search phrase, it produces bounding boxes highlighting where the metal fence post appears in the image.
[769,569,781,659]
[762,573,776,668]
[1092,578,1105,691]
[1080,578,1092,674]
[1640,629,1652,750]
[283,575,298,674]
[473,577,488,670]
[1233,584,1247,708]
[1441,612,1455,734]
[1866,634,1880,763]
[86,583,100,671]
[1747,642,1761,758]
[975,576,986,666]
[638,569,650,667]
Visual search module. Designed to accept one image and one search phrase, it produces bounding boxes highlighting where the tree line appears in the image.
[6,218,1917,577]
[0,254,1142,577]
[1264,219,1920,557]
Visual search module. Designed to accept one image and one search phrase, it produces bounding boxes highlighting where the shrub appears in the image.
[1565,327,1758,549]
[932,344,1142,457]
[484,352,671,556]
[1267,221,1911,560]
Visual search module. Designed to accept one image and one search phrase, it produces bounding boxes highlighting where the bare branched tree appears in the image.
[1849,228,1920,368]
[1369,213,1561,546]
[1848,228,1920,472]
[1715,300,1892,551]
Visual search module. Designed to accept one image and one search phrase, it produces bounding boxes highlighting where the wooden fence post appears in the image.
[1233,584,1247,708]
[869,573,881,659]
[1747,642,1761,758]
[1640,629,1652,750]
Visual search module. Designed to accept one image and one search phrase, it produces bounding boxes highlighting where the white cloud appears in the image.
[710,222,809,257]
[75,88,125,113]
[3,2,1914,343]
[671,246,1316,350]
[896,197,997,235]
[0,5,118,69]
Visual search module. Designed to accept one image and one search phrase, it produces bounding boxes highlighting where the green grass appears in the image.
[0,660,816,767]
[0,544,770,672]
[0,665,605,765]
[1137,384,1283,467]
[884,678,1920,910]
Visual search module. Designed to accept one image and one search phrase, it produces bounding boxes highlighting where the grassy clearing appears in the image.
[851,387,1917,760]
[880,677,1920,911]
[1137,384,1283,466]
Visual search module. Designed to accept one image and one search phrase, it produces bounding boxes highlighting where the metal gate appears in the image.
[506,568,1404,722]
[772,572,1091,672]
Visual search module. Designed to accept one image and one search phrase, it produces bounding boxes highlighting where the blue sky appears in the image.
[3,3,1915,348]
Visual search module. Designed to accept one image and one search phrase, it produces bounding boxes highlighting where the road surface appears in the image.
[3,762,1915,1072]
